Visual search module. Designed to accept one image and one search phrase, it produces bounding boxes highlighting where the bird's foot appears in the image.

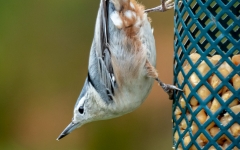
[145,0,182,13]
[156,78,183,100]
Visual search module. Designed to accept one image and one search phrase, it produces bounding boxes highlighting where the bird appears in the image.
[57,0,182,140]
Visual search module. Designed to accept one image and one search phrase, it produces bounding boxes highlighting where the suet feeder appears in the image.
[173,0,240,149]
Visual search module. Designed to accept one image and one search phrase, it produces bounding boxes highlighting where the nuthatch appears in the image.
[57,0,182,140]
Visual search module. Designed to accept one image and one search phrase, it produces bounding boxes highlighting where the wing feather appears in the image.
[88,0,116,102]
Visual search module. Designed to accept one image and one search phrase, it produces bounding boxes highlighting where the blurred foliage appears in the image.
[0,0,175,150]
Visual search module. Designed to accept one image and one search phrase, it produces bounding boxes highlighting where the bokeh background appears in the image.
[0,0,176,150]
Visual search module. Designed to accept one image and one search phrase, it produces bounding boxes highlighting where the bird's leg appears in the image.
[155,78,182,100]
[145,60,182,100]
[145,0,179,13]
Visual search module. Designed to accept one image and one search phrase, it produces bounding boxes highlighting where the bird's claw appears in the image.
[159,82,183,100]
[164,0,175,10]
[145,0,182,13]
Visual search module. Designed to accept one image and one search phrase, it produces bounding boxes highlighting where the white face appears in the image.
[72,86,103,127]
[72,95,88,125]
[56,94,89,140]
[57,84,116,140]
[72,83,117,128]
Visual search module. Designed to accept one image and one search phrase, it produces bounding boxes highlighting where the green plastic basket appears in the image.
[173,0,240,149]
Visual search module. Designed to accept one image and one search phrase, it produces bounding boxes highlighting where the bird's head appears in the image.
[57,79,107,140]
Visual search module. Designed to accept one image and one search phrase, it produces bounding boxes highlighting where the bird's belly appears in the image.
[112,76,154,115]
[107,13,157,116]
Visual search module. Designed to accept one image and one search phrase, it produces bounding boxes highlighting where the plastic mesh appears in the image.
[173,0,240,149]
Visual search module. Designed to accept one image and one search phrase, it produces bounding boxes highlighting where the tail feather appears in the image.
[110,0,145,33]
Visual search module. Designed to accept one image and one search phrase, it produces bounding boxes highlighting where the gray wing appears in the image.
[88,0,116,103]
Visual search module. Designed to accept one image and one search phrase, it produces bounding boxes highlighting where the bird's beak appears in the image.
[57,122,80,140]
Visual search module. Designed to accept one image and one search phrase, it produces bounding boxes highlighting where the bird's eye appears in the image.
[78,106,84,114]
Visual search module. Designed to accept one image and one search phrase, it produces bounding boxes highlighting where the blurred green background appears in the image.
[0,0,175,150]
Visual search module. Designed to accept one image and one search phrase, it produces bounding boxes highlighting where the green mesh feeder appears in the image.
[173,0,240,149]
